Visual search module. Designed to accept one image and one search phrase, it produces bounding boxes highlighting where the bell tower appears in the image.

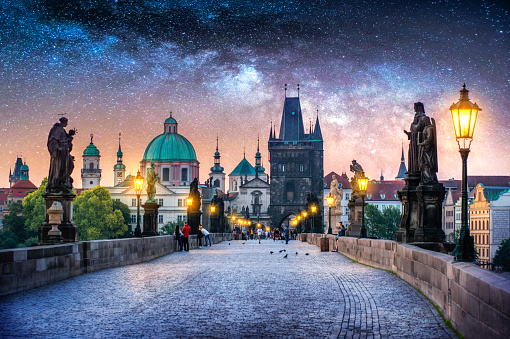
[81,134,102,189]
[113,133,126,185]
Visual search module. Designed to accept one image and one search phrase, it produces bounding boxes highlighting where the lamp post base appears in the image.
[455,232,475,261]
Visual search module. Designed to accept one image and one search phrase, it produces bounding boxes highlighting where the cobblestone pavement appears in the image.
[0,239,456,338]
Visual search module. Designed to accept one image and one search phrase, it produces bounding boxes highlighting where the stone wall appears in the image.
[306,234,510,339]
[0,233,233,296]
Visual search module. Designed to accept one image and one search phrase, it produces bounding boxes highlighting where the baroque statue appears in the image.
[404,102,426,173]
[330,174,343,212]
[349,160,365,196]
[189,177,201,211]
[146,162,160,203]
[417,116,438,184]
[47,117,76,193]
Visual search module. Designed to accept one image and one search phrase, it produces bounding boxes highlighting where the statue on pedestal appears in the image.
[404,102,426,174]
[349,160,364,197]
[47,117,76,193]
[417,116,438,185]
[330,174,343,215]
[146,162,160,203]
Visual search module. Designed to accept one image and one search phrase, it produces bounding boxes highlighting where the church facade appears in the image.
[268,95,324,228]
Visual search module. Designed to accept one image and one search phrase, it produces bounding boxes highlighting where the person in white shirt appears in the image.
[257,228,263,244]
[201,226,212,246]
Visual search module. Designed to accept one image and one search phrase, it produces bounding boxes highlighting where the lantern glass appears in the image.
[210,205,216,213]
[302,211,308,217]
[358,177,368,192]
[134,171,144,194]
[311,205,317,213]
[327,195,334,206]
[187,198,193,206]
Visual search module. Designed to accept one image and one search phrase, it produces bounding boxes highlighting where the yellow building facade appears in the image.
[470,184,490,261]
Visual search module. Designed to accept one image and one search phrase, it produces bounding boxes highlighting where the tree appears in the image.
[1,202,37,249]
[493,238,510,271]
[73,186,128,241]
[112,199,133,237]
[22,178,48,232]
[160,221,183,235]
[364,205,401,240]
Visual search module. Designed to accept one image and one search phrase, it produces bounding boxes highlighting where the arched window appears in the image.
[89,163,94,170]
[181,168,188,182]
[214,179,220,188]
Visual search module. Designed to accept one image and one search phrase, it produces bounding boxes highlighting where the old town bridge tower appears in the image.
[268,92,324,229]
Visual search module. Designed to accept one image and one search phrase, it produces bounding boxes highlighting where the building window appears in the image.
[178,199,182,207]
[285,182,294,201]
[89,162,94,170]
[163,168,170,181]
[177,215,187,222]
[158,199,163,206]
[131,215,136,223]
[380,194,385,200]
[90,181,93,185]
[132,199,136,207]
[181,168,188,182]
[214,179,220,187]
[158,215,163,223]
[345,193,350,200]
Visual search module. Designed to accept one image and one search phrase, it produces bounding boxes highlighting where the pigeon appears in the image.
[283,249,286,252]
[270,251,274,254]
[279,250,284,253]
[229,243,231,245]
[242,242,246,245]
[295,252,298,255]
[283,254,288,258]
[305,253,310,256]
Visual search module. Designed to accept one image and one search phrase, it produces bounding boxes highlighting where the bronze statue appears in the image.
[189,177,201,211]
[417,116,438,184]
[404,103,426,173]
[47,117,76,193]
[146,162,160,202]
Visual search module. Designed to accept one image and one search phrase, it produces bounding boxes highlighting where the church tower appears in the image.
[113,133,126,185]
[209,136,225,191]
[81,134,101,189]
[268,87,324,229]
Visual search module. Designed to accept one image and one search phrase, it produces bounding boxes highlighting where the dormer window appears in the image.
[380,194,385,200]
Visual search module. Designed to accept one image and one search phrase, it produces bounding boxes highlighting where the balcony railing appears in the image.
[81,169,102,174]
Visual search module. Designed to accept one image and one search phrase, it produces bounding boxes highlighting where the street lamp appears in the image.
[327,193,334,234]
[134,170,144,237]
[357,175,369,238]
[450,84,481,261]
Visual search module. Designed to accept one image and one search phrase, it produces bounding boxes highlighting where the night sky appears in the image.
[1,0,509,189]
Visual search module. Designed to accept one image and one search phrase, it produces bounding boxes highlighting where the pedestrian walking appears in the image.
[284,225,290,244]
[201,226,212,246]
[197,224,204,248]
[257,228,263,244]
[182,222,191,251]
[175,224,183,251]
[273,228,279,241]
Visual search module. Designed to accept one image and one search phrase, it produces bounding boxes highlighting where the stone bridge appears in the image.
[0,234,508,338]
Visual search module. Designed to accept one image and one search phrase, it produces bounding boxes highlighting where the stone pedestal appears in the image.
[39,192,78,244]
[141,202,160,237]
[346,197,364,237]
[396,173,446,250]
[331,212,343,234]
[188,210,201,235]
[395,173,420,243]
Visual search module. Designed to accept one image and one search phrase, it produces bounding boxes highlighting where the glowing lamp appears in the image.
[450,84,481,150]
[134,171,144,195]
[210,205,216,213]
[297,215,301,221]
[187,197,193,206]
[327,193,334,207]
[302,211,308,218]
[358,176,368,194]
[311,205,317,213]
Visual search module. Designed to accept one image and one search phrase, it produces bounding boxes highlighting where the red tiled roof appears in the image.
[366,180,405,201]
[0,188,8,205]
[10,180,37,190]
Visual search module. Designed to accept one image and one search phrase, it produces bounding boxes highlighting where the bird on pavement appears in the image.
[242,242,245,245]
[305,253,310,256]
[295,252,298,255]
[270,251,274,254]
[279,250,284,253]
[229,243,230,245]
[283,254,288,258]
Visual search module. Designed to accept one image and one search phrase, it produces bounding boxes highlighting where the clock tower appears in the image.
[113,133,126,185]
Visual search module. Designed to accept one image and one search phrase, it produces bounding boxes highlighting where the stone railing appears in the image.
[302,233,510,339]
[0,233,233,296]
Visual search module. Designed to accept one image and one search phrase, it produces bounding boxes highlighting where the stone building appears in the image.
[268,94,324,228]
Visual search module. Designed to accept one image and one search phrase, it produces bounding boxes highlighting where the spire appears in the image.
[395,143,408,180]
[210,135,224,173]
[117,133,123,159]
[380,170,384,181]
[284,83,287,98]
[269,121,273,140]
[216,135,219,152]
[313,110,323,140]
[297,83,300,98]
[255,135,265,176]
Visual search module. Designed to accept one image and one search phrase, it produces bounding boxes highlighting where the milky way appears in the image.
[1,0,509,188]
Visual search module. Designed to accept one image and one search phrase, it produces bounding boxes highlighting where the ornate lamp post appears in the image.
[327,193,334,234]
[450,84,481,261]
[357,175,369,238]
[134,170,144,237]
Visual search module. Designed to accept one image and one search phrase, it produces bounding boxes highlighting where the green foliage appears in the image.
[160,221,183,235]
[22,178,48,232]
[0,229,20,250]
[365,205,400,240]
[3,202,36,244]
[73,186,128,241]
[112,199,133,237]
[493,238,510,271]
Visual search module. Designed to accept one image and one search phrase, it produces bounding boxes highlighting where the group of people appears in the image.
[174,223,212,252]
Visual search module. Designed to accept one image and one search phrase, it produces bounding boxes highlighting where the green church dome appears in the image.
[83,143,100,156]
[165,116,177,124]
[20,163,29,171]
[143,133,197,162]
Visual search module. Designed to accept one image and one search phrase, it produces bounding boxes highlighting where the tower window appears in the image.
[89,163,94,170]
[163,168,170,181]
[90,181,93,185]
[214,179,220,188]
[181,168,188,182]
[285,182,295,201]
